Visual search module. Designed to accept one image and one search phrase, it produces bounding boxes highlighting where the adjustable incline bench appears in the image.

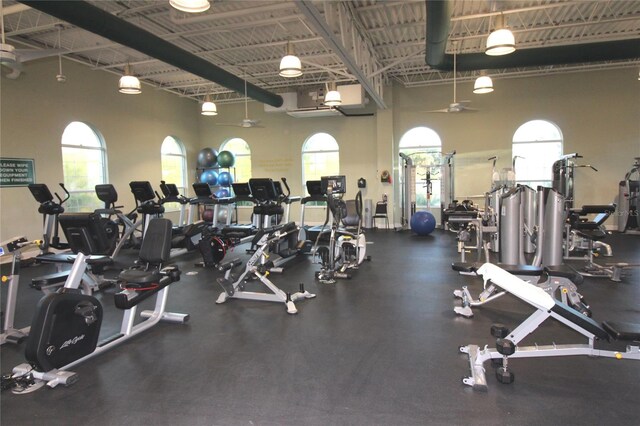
[460,263,640,391]
[452,262,589,318]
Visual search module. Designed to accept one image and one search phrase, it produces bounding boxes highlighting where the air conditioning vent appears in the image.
[286,107,342,118]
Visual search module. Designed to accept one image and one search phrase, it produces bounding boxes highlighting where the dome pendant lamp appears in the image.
[473,75,494,94]
[485,13,515,56]
[279,41,302,78]
[169,0,210,13]
[119,64,141,94]
[201,94,218,116]
[324,82,342,106]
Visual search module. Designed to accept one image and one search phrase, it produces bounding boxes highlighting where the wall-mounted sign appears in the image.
[0,158,36,187]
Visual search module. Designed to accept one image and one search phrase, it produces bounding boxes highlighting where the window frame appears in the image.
[61,121,108,212]
[301,132,340,206]
[220,138,252,206]
[161,136,188,212]
[398,126,443,209]
[512,120,564,188]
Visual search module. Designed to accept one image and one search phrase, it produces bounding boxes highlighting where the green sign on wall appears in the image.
[0,158,36,187]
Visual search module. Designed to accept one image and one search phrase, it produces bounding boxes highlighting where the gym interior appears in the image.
[1,1,639,425]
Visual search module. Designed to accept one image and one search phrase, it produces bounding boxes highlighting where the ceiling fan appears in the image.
[216,77,264,128]
[425,46,477,114]
[0,3,62,79]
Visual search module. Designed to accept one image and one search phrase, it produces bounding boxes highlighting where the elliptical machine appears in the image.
[27,183,70,254]
[315,176,370,284]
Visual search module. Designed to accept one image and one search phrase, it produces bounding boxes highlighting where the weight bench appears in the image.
[460,263,640,391]
[452,261,589,318]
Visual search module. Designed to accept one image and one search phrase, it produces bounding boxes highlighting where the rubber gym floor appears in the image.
[1,229,639,426]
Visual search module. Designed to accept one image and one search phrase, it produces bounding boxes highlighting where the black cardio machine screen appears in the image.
[321,176,346,195]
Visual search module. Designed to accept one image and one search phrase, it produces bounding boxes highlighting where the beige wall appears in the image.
[0,58,200,240]
[1,58,638,241]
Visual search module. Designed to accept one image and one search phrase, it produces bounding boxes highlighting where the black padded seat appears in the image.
[31,271,68,289]
[551,301,610,340]
[221,225,255,238]
[118,269,162,284]
[253,204,284,216]
[544,264,584,284]
[451,262,543,276]
[602,321,640,341]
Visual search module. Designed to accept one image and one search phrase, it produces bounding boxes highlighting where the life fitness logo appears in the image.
[48,334,86,355]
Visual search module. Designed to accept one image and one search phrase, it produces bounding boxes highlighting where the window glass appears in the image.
[220,138,252,185]
[398,127,442,208]
[161,136,187,211]
[61,121,107,212]
[302,133,339,203]
[512,120,563,187]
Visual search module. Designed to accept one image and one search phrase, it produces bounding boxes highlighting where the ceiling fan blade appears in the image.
[215,123,243,127]
[423,108,451,113]
[460,106,479,112]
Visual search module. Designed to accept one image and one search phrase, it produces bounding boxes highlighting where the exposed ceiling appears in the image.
[2,0,639,107]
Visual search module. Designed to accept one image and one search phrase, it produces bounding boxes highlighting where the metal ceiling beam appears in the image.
[296,0,387,109]
[18,0,283,107]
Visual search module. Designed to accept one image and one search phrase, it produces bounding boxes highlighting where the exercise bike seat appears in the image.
[118,269,162,284]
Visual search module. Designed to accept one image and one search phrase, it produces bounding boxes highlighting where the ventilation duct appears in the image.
[20,0,283,108]
[426,0,640,71]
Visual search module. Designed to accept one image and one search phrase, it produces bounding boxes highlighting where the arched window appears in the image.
[161,136,187,211]
[302,133,339,201]
[61,121,107,212]
[398,127,442,208]
[220,138,251,184]
[512,120,563,187]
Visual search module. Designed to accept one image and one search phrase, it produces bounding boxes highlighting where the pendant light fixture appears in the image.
[169,0,210,13]
[119,63,141,94]
[201,94,218,116]
[279,41,302,78]
[485,13,515,56]
[324,82,342,106]
[473,74,493,94]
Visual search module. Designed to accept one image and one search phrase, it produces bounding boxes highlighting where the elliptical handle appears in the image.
[280,177,291,200]
[55,183,71,205]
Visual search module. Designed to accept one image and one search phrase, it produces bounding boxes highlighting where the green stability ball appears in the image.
[217,150,236,168]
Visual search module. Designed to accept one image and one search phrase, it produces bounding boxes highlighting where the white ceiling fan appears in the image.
[0,2,63,79]
[216,77,264,128]
[425,46,477,114]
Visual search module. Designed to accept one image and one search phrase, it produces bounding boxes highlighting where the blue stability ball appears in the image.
[200,169,218,185]
[217,150,236,168]
[218,171,233,187]
[410,211,437,236]
[197,148,218,168]
[215,188,230,198]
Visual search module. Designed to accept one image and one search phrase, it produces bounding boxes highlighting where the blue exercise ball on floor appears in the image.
[410,211,436,236]
[197,148,218,168]
[200,169,218,185]
[218,171,233,187]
